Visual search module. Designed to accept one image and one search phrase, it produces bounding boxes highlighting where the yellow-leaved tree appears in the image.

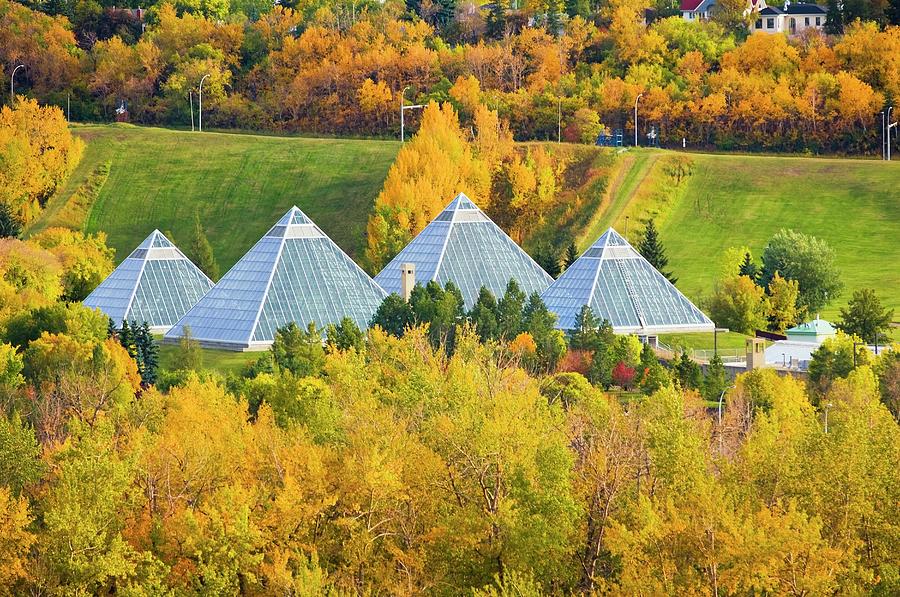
[365,101,491,271]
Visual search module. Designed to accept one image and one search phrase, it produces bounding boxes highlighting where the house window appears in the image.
[767,17,774,28]
[756,18,762,28]
[805,17,810,25]
[815,16,821,25]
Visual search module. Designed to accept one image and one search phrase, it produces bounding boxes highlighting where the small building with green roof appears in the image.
[785,317,837,344]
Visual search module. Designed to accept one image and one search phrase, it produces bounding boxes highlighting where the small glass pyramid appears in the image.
[164,207,387,350]
[83,230,214,332]
[375,193,553,308]
[541,228,714,333]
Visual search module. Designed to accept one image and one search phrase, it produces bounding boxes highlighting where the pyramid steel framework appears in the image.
[541,228,714,334]
[164,207,387,351]
[82,230,214,333]
[375,193,554,308]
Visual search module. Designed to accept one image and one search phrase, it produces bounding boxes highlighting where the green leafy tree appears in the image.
[325,316,365,352]
[173,324,203,371]
[569,304,602,351]
[639,342,670,395]
[271,321,325,377]
[702,353,727,402]
[760,229,843,314]
[709,275,770,335]
[190,212,220,281]
[370,293,414,338]
[468,287,500,342]
[410,280,465,349]
[767,272,801,333]
[497,279,526,341]
[637,219,676,284]
[0,204,22,239]
[0,412,44,496]
[838,288,894,344]
[808,331,871,394]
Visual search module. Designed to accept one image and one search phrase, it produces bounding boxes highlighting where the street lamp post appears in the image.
[824,402,834,434]
[198,74,210,132]
[400,86,424,143]
[882,111,887,160]
[634,92,643,147]
[713,327,729,358]
[717,384,736,453]
[888,106,895,161]
[189,91,195,132]
[10,64,24,105]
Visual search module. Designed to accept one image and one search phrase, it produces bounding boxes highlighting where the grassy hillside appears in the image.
[29,124,398,270]
[586,149,900,319]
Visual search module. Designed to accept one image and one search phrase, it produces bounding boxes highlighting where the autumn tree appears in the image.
[708,275,769,335]
[365,102,491,270]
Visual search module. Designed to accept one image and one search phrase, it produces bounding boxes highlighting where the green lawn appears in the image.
[659,331,751,352]
[29,124,398,270]
[642,152,898,320]
[158,343,260,376]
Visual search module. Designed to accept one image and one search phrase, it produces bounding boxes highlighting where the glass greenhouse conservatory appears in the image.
[82,230,214,333]
[541,228,714,335]
[375,193,553,308]
[164,207,387,351]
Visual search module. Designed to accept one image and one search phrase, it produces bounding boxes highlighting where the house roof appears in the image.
[759,6,782,14]
[785,3,826,13]
[680,0,706,11]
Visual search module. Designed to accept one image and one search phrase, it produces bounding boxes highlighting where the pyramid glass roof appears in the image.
[164,207,387,350]
[82,230,214,332]
[541,228,714,334]
[374,193,553,308]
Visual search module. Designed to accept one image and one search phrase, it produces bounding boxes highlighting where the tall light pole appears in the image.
[717,384,736,453]
[400,86,424,143]
[10,64,24,105]
[882,111,886,160]
[189,90,195,132]
[634,92,643,148]
[198,74,210,132]
[888,106,895,161]
[713,327,729,357]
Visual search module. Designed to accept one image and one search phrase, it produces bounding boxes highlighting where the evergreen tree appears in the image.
[825,0,843,33]
[370,293,414,338]
[497,279,527,341]
[119,320,134,359]
[675,351,702,390]
[191,212,220,281]
[523,293,566,373]
[563,242,578,270]
[702,353,727,402]
[485,0,507,39]
[271,322,325,377]
[569,304,601,351]
[638,342,669,395]
[637,219,677,284]
[533,244,561,278]
[0,203,22,238]
[738,251,759,282]
[137,322,159,385]
[325,317,365,352]
[469,287,500,342]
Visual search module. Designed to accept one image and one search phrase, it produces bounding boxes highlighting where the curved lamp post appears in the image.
[634,92,644,147]
[10,64,24,105]
[198,74,210,132]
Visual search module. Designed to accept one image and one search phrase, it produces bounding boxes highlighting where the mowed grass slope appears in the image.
[658,153,899,317]
[31,124,398,269]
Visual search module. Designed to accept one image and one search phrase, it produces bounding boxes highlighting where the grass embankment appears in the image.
[28,124,398,269]
[157,343,258,376]
[586,149,899,320]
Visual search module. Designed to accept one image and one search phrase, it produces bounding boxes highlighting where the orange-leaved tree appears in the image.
[365,101,491,271]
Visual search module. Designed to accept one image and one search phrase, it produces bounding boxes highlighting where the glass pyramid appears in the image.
[375,193,554,308]
[82,230,214,332]
[164,207,387,351]
[541,228,714,334]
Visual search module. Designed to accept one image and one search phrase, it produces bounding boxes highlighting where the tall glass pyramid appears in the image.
[375,193,553,308]
[83,230,214,333]
[541,228,714,334]
[164,207,387,351]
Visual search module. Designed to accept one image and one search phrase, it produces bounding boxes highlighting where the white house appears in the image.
[753,1,827,34]
[681,0,766,20]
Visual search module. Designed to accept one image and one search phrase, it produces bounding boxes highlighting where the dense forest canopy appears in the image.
[1,0,898,152]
